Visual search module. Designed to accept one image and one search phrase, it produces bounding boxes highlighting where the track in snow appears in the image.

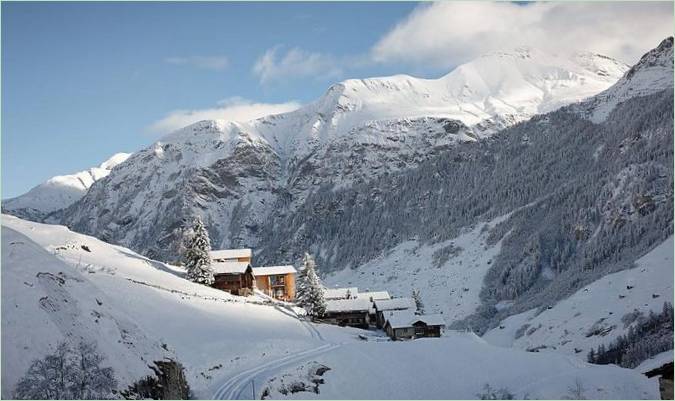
[212,343,340,399]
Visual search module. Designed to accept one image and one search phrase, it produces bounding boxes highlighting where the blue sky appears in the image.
[2,1,671,198]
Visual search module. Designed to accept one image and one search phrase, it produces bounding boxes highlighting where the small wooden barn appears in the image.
[383,310,446,340]
[373,297,416,328]
[323,298,373,329]
[253,265,297,301]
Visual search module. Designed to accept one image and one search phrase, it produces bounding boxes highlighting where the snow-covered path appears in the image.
[212,342,341,399]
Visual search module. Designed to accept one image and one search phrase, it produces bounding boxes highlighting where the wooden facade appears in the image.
[323,310,369,329]
[255,272,296,301]
[212,265,254,296]
[323,298,372,329]
[384,321,443,340]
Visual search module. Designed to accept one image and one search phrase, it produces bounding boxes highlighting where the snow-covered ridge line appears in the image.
[3,152,132,218]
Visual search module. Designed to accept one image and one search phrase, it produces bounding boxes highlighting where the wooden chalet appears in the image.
[253,265,297,302]
[211,260,254,296]
[383,310,446,340]
[208,249,297,301]
[373,297,416,328]
[323,298,372,329]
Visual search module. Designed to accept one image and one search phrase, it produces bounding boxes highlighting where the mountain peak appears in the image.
[581,37,673,123]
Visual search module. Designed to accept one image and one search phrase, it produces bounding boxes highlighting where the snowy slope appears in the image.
[325,216,509,325]
[579,37,673,123]
[483,237,674,357]
[2,153,131,219]
[2,215,663,399]
[1,214,352,398]
[258,333,658,400]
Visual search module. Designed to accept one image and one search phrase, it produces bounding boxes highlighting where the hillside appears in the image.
[1,215,661,399]
[1,214,336,399]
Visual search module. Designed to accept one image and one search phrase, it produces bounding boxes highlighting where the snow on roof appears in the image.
[212,261,251,274]
[210,249,252,260]
[325,298,373,313]
[385,310,446,329]
[374,297,415,311]
[357,291,391,301]
[324,287,359,300]
[252,265,297,276]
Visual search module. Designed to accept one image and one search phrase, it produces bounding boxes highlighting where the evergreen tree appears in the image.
[302,253,327,318]
[182,217,214,285]
[295,253,313,308]
[412,288,425,314]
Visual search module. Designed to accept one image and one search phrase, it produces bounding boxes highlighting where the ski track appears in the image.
[213,343,340,400]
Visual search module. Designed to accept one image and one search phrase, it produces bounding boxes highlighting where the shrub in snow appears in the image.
[182,217,214,286]
[121,360,190,400]
[14,341,117,400]
[477,384,515,400]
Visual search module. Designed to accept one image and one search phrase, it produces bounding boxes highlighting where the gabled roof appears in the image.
[384,310,446,329]
[325,298,372,313]
[374,297,415,311]
[210,249,252,260]
[212,261,251,274]
[324,287,359,300]
[253,265,297,276]
[357,291,391,301]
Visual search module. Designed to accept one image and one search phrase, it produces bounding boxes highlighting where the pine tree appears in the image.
[295,253,313,308]
[182,217,214,286]
[412,288,425,314]
[302,253,327,318]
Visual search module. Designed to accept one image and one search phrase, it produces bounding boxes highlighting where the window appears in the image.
[269,275,285,286]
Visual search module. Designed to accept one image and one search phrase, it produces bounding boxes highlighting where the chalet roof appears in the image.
[374,297,415,311]
[325,298,372,313]
[253,265,297,276]
[324,287,359,300]
[357,291,391,301]
[210,249,252,260]
[212,261,251,274]
[384,310,446,329]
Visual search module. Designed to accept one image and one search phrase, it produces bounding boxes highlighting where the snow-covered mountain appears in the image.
[261,37,672,333]
[55,47,627,261]
[2,153,131,220]
[577,37,674,122]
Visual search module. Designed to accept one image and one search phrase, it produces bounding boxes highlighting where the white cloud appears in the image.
[253,46,343,84]
[148,97,301,134]
[372,2,673,68]
[165,55,229,70]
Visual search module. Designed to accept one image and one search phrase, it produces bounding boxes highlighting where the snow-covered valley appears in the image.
[1,215,663,399]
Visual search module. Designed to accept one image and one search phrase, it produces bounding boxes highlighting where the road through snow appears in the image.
[212,342,341,399]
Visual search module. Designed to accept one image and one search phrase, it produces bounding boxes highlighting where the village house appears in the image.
[208,249,297,301]
[383,310,446,340]
[373,297,416,328]
[323,298,372,329]
[253,265,297,302]
[357,291,391,323]
[211,260,255,296]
